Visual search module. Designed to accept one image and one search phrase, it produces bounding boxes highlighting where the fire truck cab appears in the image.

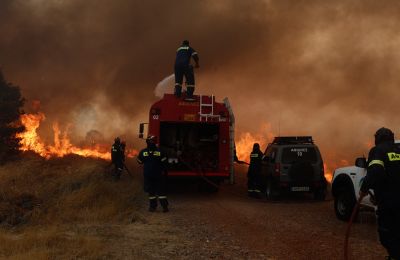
[139,94,235,187]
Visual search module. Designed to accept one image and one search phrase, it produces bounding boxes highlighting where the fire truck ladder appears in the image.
[223,97,235,185]
[199,95,220,122]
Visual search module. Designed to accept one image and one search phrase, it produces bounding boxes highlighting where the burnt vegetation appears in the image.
[0,69,25,163]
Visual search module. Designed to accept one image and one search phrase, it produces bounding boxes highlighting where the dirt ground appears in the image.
[0,157,386,259]
[111,163,386,259]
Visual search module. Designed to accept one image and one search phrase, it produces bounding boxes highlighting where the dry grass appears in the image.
[0,153,145,259]
[0,227,106,259]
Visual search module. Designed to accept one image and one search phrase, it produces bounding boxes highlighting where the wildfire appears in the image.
[17,113,137,160]
[235,124,275,163]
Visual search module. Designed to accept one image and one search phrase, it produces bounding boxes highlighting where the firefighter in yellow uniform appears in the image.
[360,128,400,259]
[137,136,169,212]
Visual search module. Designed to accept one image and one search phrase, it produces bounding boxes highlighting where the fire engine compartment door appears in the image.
[159,122,219,171]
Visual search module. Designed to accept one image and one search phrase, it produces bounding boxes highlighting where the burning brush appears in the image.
[17,112,137,160]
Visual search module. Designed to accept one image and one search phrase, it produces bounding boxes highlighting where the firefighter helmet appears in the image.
[114,137,121,144]
[374,127,394,145]
[182,40,189,46]
[146,135,156,144]
[253,143,260,151]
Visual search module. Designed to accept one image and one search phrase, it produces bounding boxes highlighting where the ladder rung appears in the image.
[200,114,220,117]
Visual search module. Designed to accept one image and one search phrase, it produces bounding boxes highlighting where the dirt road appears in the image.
[127,165,385,259]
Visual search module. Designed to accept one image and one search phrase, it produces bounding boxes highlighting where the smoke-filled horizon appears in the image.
[1,0,400,168]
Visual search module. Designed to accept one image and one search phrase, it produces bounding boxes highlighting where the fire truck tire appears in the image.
[334,187,357,221]
[266,180,279,200]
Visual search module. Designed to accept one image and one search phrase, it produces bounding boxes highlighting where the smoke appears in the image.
[1,0,400,166]
[155,74,175,98]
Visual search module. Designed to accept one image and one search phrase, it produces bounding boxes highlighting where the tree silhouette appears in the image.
[0,69,25,163]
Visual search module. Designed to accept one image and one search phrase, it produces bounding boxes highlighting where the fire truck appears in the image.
[139,94,235,188]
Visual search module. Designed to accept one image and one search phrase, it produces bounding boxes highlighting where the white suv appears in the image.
[331,141,400,221]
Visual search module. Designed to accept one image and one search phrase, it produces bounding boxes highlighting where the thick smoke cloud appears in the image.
[1,0,400,168]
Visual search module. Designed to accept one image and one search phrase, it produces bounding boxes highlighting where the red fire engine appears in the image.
[139,94,235,187]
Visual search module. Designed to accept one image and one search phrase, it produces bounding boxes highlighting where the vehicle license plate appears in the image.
[291,186,309,192]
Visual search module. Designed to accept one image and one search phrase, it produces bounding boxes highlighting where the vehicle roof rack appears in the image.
[272,136,314,145]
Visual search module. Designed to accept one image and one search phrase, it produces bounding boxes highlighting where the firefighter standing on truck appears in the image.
[111,137,125,181]
[137,136,169,212]
[174,40,199,99]
[247,143,263,198]
[359,127,400,259]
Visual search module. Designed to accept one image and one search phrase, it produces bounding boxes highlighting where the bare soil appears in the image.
[0,157,385,259]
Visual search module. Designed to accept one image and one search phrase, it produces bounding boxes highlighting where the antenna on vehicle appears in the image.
[278,113,281,137]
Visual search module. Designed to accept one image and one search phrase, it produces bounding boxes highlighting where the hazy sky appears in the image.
[1,0,400,168]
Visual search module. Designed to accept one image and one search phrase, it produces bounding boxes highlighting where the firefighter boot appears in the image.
[159,196,169,212]
[149,196,157,212]
[113,167,122,181]
[186,86,195,101]
[174,84,182,98]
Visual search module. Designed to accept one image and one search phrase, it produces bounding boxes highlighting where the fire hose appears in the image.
[177,155,220,189]
[344,191,375,260]
[176,155,251,193]
[108,162,133,178]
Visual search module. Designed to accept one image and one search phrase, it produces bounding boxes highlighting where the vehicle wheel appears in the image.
[266,180,279,200]
[314,188,326,201]
[334,188,356,221]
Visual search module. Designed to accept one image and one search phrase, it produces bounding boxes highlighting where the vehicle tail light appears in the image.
[274,163,281,176]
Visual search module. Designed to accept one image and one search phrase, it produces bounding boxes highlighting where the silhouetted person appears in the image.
[247,143,263,198]
[111,137,124,181]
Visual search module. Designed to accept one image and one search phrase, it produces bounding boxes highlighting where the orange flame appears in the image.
[235,124,275,163]
[17,113,137,160]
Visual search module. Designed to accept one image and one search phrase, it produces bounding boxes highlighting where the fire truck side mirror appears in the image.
[139,123,145,139]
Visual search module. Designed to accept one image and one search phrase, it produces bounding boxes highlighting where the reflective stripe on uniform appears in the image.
[368,160,385,167]
[254,189,261,193]
[177,46,189,52]
[248,189,254,192]
[158,196,167,199]
[161,157,167,162]
[175,83,182,86]
[250,154,259,158]
[192,52,198,56]
[153,151,161,156]
[137,159,143,164]
[387,152,400,161]
[186,85,194,88]
[143,151,148,156]
[149,196,157,200]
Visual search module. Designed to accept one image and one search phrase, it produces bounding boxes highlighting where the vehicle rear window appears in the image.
[281,147,318,163]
